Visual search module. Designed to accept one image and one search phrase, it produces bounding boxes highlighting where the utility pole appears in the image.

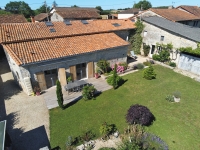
[172,1,175,8]
[140,4,143,21]
[44,0,50,22]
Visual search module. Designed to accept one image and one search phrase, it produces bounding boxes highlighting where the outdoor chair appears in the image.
[130,51,137,59]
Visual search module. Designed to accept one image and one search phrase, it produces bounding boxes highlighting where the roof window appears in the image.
[45,21,54,26]
[50,28,56,32]
[112,23,121,27]
[81,20,88,24]
[64,20,72,25]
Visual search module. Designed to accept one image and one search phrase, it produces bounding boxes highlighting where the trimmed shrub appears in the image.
[82,85,96,100]
[143,65,156,80]
[136,63,144,69]
[126,104,155,126]
[143,45,150,56]
[169,62,176,67]
[56,80,64,109]
[152,54,160,61]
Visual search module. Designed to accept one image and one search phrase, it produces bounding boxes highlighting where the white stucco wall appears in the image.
[142,21,198,64]
[51,12,64,22]
[118,14,134,19]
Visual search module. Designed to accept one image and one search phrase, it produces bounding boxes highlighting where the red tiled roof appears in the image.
[0,19,135,43]
[34,13,51,21]
[3,33,129,65]
[52,7,101,19]
[177,5,200,17]
[150,9,200,21]
[0,14,27,24]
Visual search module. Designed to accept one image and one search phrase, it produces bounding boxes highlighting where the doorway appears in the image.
[150,45,155,58]
[44,69,58,88]
[76,63,87,80]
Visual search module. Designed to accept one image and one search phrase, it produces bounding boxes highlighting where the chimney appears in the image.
[30,16,35,23]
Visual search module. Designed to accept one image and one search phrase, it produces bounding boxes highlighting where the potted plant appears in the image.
[67,76,72,83]
[173,91,181,102]
[95,67,100,79]
[34,86,41,96]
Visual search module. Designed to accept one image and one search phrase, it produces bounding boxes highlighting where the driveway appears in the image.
[0,58,50,150]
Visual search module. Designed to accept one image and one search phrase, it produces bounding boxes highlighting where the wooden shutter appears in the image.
[58,68,67,86]
[36,72,47,91]
[88,62,94,78]
[70,66,77,81]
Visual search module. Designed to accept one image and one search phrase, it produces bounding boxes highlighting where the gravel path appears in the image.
[0,58,50,150]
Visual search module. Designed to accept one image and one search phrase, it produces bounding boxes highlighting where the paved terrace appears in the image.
[43,78,112,109]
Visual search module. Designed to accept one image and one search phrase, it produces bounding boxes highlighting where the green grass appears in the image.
[50,65,200,149]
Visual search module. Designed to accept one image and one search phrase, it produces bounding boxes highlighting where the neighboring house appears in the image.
[118,8,140,19]
[137,8,200,27]
[177,5,200,17]
[142,16,200,64]
[108,14,118,19]
[101,15,108,19]
[0,19,135,95]
[50,7,101,21]
[34,13,51,22]
[0,14,27,23]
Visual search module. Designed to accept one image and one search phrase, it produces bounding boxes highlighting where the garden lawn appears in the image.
[50,65,200,149]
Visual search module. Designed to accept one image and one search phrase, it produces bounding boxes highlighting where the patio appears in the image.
[43,77,112,109]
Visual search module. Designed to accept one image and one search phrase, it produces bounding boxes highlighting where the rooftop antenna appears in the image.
[44,0,50,22]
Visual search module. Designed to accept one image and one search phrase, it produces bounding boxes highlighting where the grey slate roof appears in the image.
[143,16,200,42]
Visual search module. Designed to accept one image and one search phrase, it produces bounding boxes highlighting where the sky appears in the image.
[0,0,200,10]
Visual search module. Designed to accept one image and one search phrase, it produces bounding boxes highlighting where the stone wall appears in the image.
[51,12,64,22]
[21,46,128,84]
[142,21,197,64]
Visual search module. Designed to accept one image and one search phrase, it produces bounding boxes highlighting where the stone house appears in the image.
[0,19,135,95]
[137,8,200,27]
[142,16,200,64]
[34,13,52,22]
[50,7,101,21]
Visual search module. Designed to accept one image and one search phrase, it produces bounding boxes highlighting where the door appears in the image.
[36,72,47,91]
[44,69,58,88]
[150,45,155,58]
[87,62,94,78]
[76,63,87,80]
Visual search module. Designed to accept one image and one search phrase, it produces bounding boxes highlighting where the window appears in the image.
[81,20,88,24]
[160,36,164,41]
[45,21,53,26]
[144,31,147,37]
[193,21,198,27]
[50,28,56,32]
[157,46,161,52]
[112,23,121,27]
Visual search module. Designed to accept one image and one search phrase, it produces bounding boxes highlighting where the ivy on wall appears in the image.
[129,20,144,55]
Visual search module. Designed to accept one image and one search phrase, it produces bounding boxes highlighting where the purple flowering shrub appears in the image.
[126,104,155,126]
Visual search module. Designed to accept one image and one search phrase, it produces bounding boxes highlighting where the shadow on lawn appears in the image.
[115,79,128,90]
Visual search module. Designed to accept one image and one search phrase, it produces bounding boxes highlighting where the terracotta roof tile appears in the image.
[150,9,200,21]
[3,33,129,65]
[0,14,27,24]
[56,10,101,19]
[0,19,135,43]
[34,13,51,21]
[177,5,200,17]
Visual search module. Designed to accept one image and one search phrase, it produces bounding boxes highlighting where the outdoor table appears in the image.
[65,80,88,94]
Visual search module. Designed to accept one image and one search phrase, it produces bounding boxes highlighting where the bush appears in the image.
[169,62,176,67]
[173,91,181,98]
[136,63,144,69]
[99,122,117,137]
[142,133,169,150]
[117,140,141,150]
[165,95,174,102]
[143,45,150,56]
[126,104,155,126]
[119,62,128,70]
[152,54,160,61]
[82,85,96,100]
[97,60,110,73]
[159,50,170,62]
[56,80,64,109]
[143,65,156,80]
[80,130,95,142]
[99,147,116,150]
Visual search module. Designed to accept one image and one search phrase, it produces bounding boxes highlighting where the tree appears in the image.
[112,64,117,89]
[52,0,58,7]
[71,5,79,7]
[133,0,152,10]
[5,1,34,18]
[35,4,50,15]
[143,65,156,80]
[56,80,64,109]
[0,10,11,15]
[95,6,103,12]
